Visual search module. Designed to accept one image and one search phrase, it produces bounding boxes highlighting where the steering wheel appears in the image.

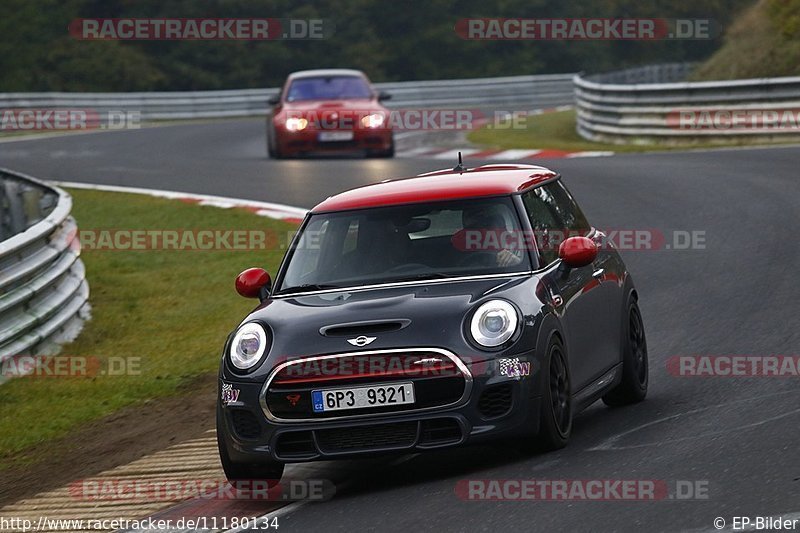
[459,252,496,267]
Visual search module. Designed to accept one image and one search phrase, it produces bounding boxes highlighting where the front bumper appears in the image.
[275,127,393,155]
[218,349,542,463]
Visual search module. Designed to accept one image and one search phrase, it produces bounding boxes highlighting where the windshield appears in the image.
[286,76,373,102]
[277,197,532,294]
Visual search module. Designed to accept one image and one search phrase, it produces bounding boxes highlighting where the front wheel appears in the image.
[535,336,572,451]
[216,410,284,488]
[267,127,285,159]
[602,297,648,406]
[369,138,395,158]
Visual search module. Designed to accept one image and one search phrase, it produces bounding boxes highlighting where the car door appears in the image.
[522,183,617,390]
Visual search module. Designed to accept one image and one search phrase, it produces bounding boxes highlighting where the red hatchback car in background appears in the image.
[267,69,394,158]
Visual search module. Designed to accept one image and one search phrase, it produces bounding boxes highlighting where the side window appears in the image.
[522,190,562,265]
[522,182,591,266]
[342,219,359,254]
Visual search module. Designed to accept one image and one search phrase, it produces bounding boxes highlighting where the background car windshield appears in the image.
[286,76,372,101]
[279,197,532,292]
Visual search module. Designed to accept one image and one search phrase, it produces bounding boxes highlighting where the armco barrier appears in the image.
[0,74,576,121]
[0,169,89,369]
[574,63,800,144]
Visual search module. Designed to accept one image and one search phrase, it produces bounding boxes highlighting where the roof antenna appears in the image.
[453,151,466,173]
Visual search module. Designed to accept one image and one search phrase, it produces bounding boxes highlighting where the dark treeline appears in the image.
[0,0,754,92]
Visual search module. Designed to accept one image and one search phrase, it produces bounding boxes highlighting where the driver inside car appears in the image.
[461,205,524,268]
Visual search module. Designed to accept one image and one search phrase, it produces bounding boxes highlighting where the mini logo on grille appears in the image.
[286,394,301,406]
[347,335,376,347]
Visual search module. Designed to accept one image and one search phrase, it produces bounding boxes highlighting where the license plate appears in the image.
[318,131,354,142]
[312,382,415,412]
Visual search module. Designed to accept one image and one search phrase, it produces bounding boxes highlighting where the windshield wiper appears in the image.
[278,283,342,295]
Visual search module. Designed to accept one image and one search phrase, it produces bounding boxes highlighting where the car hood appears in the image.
[225,275,544,381]
[281,99,382,112]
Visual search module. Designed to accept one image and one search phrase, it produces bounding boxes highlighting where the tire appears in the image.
[216,409,284,488]
[369,139,395,158]
[535,336,572,451]
[267,127,284,159]
[602,297,649,407]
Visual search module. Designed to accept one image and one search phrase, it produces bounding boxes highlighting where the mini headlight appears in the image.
[285,117,308,131]
[469,300,518,347]
[360,113,385,128]
[229,322,269,370]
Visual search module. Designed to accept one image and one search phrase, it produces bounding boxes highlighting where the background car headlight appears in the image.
[469,300,518,347]
[285,117,308,131]
[229,322,269,370]
[360,113,385,128]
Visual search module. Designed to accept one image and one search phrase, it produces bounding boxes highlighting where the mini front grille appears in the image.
[230,409,262,439]
[316,421,417,453]
[478,384,513,419]
[265,349,470,421]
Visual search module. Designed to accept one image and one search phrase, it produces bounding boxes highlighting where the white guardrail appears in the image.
[0,169,89,371]
[0,73,577,120]
[574,62,800,144]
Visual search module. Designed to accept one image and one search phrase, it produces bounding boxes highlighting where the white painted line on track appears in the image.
[565,151,615,158]
[489,149,542,160]
[432,148,482,160]
[51,181,309,222]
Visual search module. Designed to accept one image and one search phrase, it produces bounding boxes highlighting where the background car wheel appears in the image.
[216,410,284,489]
[267,128,284,159]
[535,336,572,451]
[602,297,649,407]
[369,141,395,158]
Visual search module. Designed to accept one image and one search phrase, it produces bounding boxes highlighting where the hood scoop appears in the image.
[319,319,411,338]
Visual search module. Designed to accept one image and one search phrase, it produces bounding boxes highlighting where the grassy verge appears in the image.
[0,189,296,467]
[467,110,799,153]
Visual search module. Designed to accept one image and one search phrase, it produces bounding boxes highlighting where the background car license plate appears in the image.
[318,131,354,142]
[312,383,415,412]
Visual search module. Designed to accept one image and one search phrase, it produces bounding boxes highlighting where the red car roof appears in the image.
[312,164,558,213]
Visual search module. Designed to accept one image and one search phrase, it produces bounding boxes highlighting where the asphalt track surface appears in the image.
[2,120,799,532]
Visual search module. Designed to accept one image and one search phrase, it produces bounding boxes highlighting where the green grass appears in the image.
[0,189,296,465]
[468,109,800,153]
[468,110,659,153]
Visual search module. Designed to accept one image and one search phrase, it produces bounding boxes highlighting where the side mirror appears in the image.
[558,236,597,269]
[267,94,281,106]
[377,91,391,102]
[236,267,271,300]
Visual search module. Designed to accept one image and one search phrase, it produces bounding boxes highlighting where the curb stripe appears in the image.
[52,181,308,223]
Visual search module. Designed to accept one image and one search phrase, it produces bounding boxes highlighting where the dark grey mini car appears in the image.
[217,163,648,484]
